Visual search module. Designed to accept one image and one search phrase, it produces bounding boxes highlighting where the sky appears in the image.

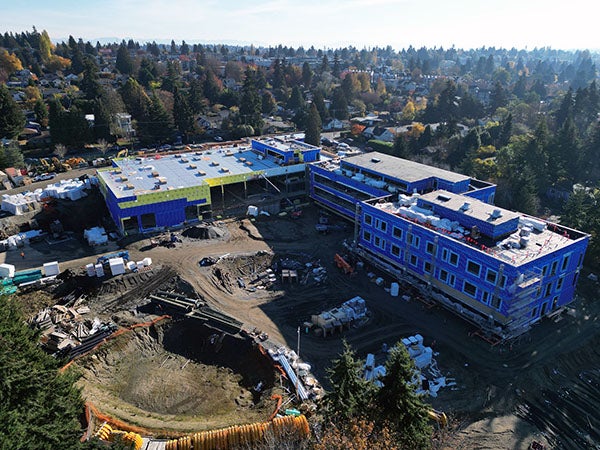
[3,0,597,51]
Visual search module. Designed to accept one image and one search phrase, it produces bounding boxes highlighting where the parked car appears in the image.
[33,173,55,182]
[214,136,223,142]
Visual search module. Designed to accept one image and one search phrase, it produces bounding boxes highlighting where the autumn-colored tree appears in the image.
[0,49,23,75]
[313,418,399,450]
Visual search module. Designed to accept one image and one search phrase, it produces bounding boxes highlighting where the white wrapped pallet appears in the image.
[136,261,145,270]
[142,257,152,267]
[108,257,126,276]
[126,261,137,271]
[43,261,60,277]
[86,263,96,277]
[94,264,105,277]
[0,263,16,278]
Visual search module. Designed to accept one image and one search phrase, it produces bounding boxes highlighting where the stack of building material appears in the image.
[84,227,108,246]
[108,257,125,276]
[42,178,90,201]
[85,263,95,277]
[1,191,40,215]
[43,261,60,277]
[0,263,16,279]
[94,264,105,277]
[142,257,152,267]
[126,261,137,271]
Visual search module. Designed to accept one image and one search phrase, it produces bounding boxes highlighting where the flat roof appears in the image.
[98,145,286,198]
[419,190,520,226]
[343,152,470,184]
[255,136,319,153]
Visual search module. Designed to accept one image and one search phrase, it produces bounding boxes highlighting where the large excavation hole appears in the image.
[76,319,278,432]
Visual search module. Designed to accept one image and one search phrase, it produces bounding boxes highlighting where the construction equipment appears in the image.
[116,148,129,158]
[39,158,54,172]
[334,253,354,274]
[428,409,448,428]
[51,157,71,172]
[94,423,143,450]
[65,157,87,168]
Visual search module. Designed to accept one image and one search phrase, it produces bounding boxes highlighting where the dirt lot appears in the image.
[11,203,600,448]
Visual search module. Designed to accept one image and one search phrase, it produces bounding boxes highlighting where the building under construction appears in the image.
[97,136,320,234]
[308,152,589,340]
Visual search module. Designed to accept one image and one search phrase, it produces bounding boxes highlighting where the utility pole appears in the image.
[297,325,301,359]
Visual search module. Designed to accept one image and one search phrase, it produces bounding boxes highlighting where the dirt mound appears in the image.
[182,225,225,240]
[76,320,281,432]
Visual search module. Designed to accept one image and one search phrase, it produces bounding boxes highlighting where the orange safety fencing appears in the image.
[60,315,171,373]
[164,414,310,450]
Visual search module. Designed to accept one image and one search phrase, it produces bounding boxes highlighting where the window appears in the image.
[572,272,579,286]
[542,265,548,276]
[391,244,400,257]
[486,269,498,284]
[410,255,418,266]
[463,281,477,297]
[363,230,371,242]
[561,254,570,272]
[375,219,387,232]
[491,296,501,309]
[412,235,421,248]
[557,277,564,290]
[482,291,490,304]
[441,248,449,262]
[424,261,433,273]
[578,253,584,268]
[364,214,372,225]
[449,252,459,266]
[449,274,456,287]
[500,275,507,288]
[544,283,551,297]
[531,307,538,318]
[439,269,449,283]
[393,226,403,239]
[467,260,481,276]
[374,236,386,250]
[550,261,558,276]
[426,242,435,255]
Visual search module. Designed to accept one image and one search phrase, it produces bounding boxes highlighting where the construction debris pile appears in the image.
[309,296,368,337]
[30,300,116,360]
[267,345,323,402]
[181,225,225,240]
[364,334,455,397]
[41,177,96,201]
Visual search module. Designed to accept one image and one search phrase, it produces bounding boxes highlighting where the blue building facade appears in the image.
[308,153,589,339]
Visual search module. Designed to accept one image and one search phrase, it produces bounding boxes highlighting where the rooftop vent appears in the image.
[437,194,451,202]
[188,164,197,169]
[490,208,502,219]
[157,177,167,184]
[151,171,159,177]
[198,170,206,176]
[220,167,230,173]
[225,151,234,157]
[210,161,219,166]
[181,158,189,163]
[460,202,471,211]
[245,161,253,166]
[371,157,381,163]
[119,176,128,182]
[125,183,134,190]
[239,157,246,163]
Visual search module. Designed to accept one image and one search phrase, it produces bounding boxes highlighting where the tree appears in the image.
[301,62,313,88]
[80,57,102,100]
[54,143,67,158]
[239,68,263,134]
[38,29,53,62]
[377,343,432,450]
[139,92,174,144]
[0,84,25,138]
[313,418,400,450]
[173,88,196,141]
[115,44,134,75]
[34,98,48,127]
[331,88,349,120]
[119,78,151,121]
[322,341,374,423]
[305,103,321,146]
[0,141,24,169]
[0,48,23,75]
[261,91,277,115]
[312,90,329,121]
[287,85,305,111]
[0,295,86,450]
[97,138,110,157]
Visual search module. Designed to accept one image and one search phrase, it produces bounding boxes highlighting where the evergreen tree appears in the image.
[34,97,48,127]
[512,74,527,99]
[320,54,330,73]
[312,90,329,121]
[173,88,196,142]
[287,85,305,111]
[489,81,508,113]
[188,78,205,114]
[0,84,25,138]
[261,91,276,115]
[138,58,158,88]
[555,88,573,130]
[305,103,321,146]
[119,78,151,121]
[301,62,313,88]
[115,44,134,75]
[203,70,222,104]
[139,92,173,144]
[80,57,102,100]
[322,341,374,423]
[331,87,349,120]
[239,68,263,134]
[332,52,341,78]
[0,295,86,450]
[393,134,409,158]
[0,141,24,169]
[377,343,432,450]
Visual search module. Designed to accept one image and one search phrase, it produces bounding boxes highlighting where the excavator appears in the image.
[116,148,129,158]
[51,157,71,172]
